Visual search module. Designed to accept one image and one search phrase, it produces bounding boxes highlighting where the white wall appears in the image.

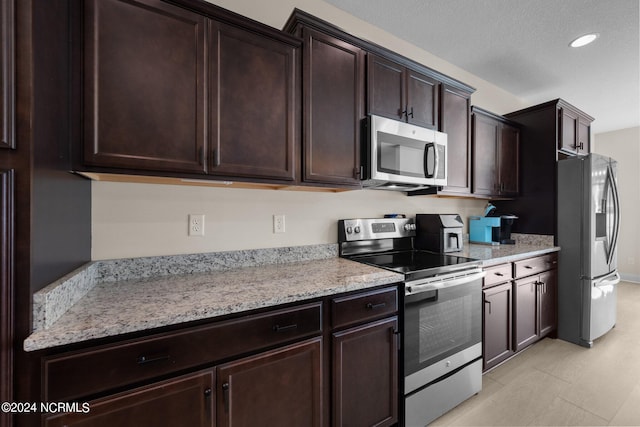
[92,0,530,260]
[593,126,640,282]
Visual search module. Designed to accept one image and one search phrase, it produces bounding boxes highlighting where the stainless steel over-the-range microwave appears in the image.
[361,115,448,191]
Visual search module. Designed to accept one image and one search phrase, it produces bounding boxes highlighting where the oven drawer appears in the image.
[331,286,398,329]
[514,253,558,278]
[43,302,322,401]
[483,263,513,288]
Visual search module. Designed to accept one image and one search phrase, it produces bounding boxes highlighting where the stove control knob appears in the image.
[346,226,353,234]
[404,223,416,231]
[354,226,361,234]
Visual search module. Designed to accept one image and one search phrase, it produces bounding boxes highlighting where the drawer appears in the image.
[514,253,558,279]
[331,286,398,329]
[44,302,322,401]
[483,263,513,288]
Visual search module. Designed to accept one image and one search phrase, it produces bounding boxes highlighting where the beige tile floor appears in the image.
[430,281,640,427]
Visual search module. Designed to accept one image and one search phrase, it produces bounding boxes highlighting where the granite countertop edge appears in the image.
[25,241,559,352]
[24,245,402,352]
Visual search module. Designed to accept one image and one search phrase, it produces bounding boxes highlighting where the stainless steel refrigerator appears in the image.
[557,153,621,348]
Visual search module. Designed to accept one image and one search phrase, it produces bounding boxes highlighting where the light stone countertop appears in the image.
[24,239,559,352]
[451,242,560,267]
[24,257,402,352]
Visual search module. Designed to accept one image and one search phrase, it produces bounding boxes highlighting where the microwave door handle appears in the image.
[424,143,436,178]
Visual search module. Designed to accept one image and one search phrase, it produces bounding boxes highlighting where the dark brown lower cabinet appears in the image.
[514,275,539,351]
[482,282,514,370]
[483,254,558,371]
[38,286,399,427]
[514,269,558,352]
[0,169,13,425]
[217,337,322,427]
[43,370,215,427]
[538,270,558,337]
[332,317,398,427]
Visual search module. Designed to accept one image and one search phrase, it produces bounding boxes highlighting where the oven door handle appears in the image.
[405,271,486,295]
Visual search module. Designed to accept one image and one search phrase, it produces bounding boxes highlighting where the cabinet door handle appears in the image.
[204,387,213,421]
[484,299,492,315]
[136,353,171,365]
[393,329,401,351]
[408,106,414,118]
[366,302,387,310]
[272,323,297,333]
[212,148,220,167]
[222,382,230,413]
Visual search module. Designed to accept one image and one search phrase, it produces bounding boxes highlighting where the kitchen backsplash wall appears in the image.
[92,182,486,259]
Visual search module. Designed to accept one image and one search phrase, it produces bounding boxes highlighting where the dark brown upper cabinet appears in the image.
[493,99,594,236]
[82,0,300,183]
[367,53,439,129]
[559,105,592,156]
[83,0,208,174]
[1,0,15,149]
[438,84,472,195]
[209,21,298,182]
[472,107,519,198]
[297,27,365,187]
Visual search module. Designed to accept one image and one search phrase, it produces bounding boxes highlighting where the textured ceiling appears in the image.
[323,0,640,133]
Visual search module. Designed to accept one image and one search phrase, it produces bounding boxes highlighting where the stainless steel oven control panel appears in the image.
[338,218,416,242]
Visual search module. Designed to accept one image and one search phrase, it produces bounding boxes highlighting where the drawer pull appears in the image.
[136,353,171,365]
[525,265,534,269]
[366,302,387,310]
[272,323,298,333]
[494,272,504,276]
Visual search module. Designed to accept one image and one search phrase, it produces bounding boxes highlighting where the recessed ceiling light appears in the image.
[570,33,599,48]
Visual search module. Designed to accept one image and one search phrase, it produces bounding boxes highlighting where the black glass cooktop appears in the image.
[350,250,479,279]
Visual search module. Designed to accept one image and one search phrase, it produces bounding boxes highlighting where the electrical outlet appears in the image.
[189,214,205,237]
[273,214,286,233]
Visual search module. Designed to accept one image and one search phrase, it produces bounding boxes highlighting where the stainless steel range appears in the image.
[338,217,484,426]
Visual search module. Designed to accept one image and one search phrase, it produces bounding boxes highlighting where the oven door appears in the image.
[404,270,484,394]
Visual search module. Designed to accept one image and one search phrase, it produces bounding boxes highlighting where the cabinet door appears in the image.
[559,107,579,154]
[217,338,322,427]
[1,0,14,149]
[406,69,438,129]
[498,123,519,196]
[577,117,590,155]
[301,28,364,186]
[472,112,499,196]
[210,21,298,181]
[83,0,207,173]
[538,269,557,337]
[514,275,539,351]
[44,370,215,427]
[367,54,405,121]
[439,85,471,194]
[483,282,513,371]
[332,317,398,427]
[0,169,13,417]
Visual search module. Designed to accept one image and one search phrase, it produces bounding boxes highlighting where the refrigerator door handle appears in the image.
[606,164,621,266]
[594,272,621,289]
